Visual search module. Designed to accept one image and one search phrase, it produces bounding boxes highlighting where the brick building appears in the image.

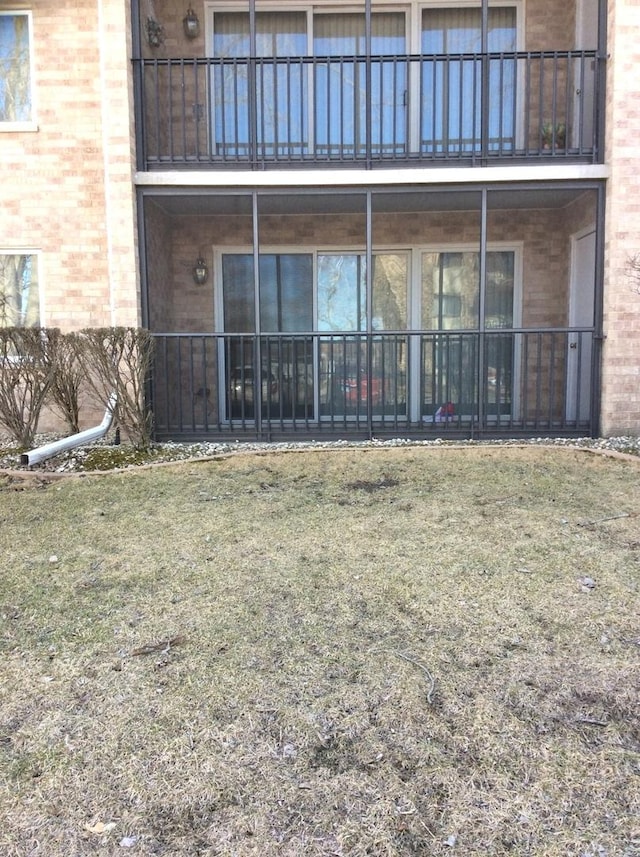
[0,0,638,440]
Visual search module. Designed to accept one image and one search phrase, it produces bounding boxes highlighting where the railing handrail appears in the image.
[151,326,596,339]
[134,48,599,66]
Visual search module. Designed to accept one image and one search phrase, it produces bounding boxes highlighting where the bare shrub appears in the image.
[0,327,54,448]
[42,329,85,435]
[76,327,155,449]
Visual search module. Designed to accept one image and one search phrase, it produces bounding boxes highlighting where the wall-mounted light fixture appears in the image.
[193,256,208,285]
[183,6,200,39]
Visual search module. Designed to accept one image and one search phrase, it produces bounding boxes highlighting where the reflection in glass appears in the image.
[421,250,515,418]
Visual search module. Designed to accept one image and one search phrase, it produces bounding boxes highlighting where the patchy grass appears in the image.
[0,446,639,857]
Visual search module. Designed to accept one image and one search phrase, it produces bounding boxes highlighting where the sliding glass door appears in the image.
[220,250,408,421]
[219,247,515,424]
[317,252,408,417]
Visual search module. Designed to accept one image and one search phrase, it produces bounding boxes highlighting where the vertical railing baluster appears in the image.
[162,336,170,433]
[176,336,183,432]
[577,52,585,154]
[551,52,559,153]
[564,52,571,152]
[523,53,531,155]
[167,61,174,162]
[538,54,544,153]
[218,59,227,159]
[548,332,556,427]
[179,60,186,162]
[188,336,195,430]
[153,61,161,164]
[193,58,200,162]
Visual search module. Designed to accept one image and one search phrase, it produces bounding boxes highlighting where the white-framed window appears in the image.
[0,251,41,327]
[0,11,36,130]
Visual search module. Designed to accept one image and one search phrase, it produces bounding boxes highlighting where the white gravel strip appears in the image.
[1,433,640,473]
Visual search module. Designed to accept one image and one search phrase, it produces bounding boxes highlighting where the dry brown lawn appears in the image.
[0,445,639,856]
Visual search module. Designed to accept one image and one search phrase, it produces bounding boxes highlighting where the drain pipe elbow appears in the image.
[21,394,118,467]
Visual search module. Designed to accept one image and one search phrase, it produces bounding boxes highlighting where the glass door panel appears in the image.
[221,252,313,420]
[313,12,406,157]
[259,254,314,420]
[421,250,514,420]
[318,253,408,417]
[212,11,307,158]
[484,251,515,416]
[222,253,256,419]
[421,7,516,154]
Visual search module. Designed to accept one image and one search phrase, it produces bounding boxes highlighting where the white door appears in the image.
[573,0,598,149]
[567,227,596,423]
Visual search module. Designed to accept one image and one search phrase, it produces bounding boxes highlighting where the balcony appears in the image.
[150,329,596,440]
[134,49,602,170]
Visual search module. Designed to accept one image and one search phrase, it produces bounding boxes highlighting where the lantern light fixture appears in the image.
[183,6,200,39]
[193,256,208,285]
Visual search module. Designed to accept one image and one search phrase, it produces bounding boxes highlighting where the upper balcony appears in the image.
[132,1,606,172]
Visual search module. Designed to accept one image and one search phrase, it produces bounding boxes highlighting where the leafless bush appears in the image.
[76,327,155,449]
[42,329,84,434]
[0,328,54,448]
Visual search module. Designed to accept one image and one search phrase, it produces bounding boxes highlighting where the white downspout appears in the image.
[21,394,118,467]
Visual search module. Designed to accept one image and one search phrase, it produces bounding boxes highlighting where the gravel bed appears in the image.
[1,432,640,473]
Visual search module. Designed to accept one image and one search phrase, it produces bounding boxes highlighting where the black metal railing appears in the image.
[150,329,596,440]
[134,50,602,169]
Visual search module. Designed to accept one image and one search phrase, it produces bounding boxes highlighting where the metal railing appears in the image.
[150,329,596,440]
[134,50,602,169]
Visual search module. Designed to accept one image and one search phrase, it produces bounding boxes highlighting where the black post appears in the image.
[480,0,489,160]
[249,0,258,167]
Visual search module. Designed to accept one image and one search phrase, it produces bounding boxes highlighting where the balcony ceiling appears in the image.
[149,187,588,218]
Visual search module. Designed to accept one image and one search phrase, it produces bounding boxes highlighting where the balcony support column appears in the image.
[249,0,258,169]
[477,189,488,431]
[365,0,372,169]
[590,181,606,437]
[480,0,489,161]
[252,190,262,434]
[366,189,373,437]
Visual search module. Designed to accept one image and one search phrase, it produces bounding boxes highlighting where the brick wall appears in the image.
[0,0,138,333]
[602,0,640,435]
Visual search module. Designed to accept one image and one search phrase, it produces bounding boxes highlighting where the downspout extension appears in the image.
[21,394,118,467]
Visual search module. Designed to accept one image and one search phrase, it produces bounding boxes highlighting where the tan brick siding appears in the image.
[0,0,138,334]
[602,0,640,435]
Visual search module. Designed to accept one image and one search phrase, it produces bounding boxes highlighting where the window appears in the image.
[0,253,40,327]
[0,12,34,128]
